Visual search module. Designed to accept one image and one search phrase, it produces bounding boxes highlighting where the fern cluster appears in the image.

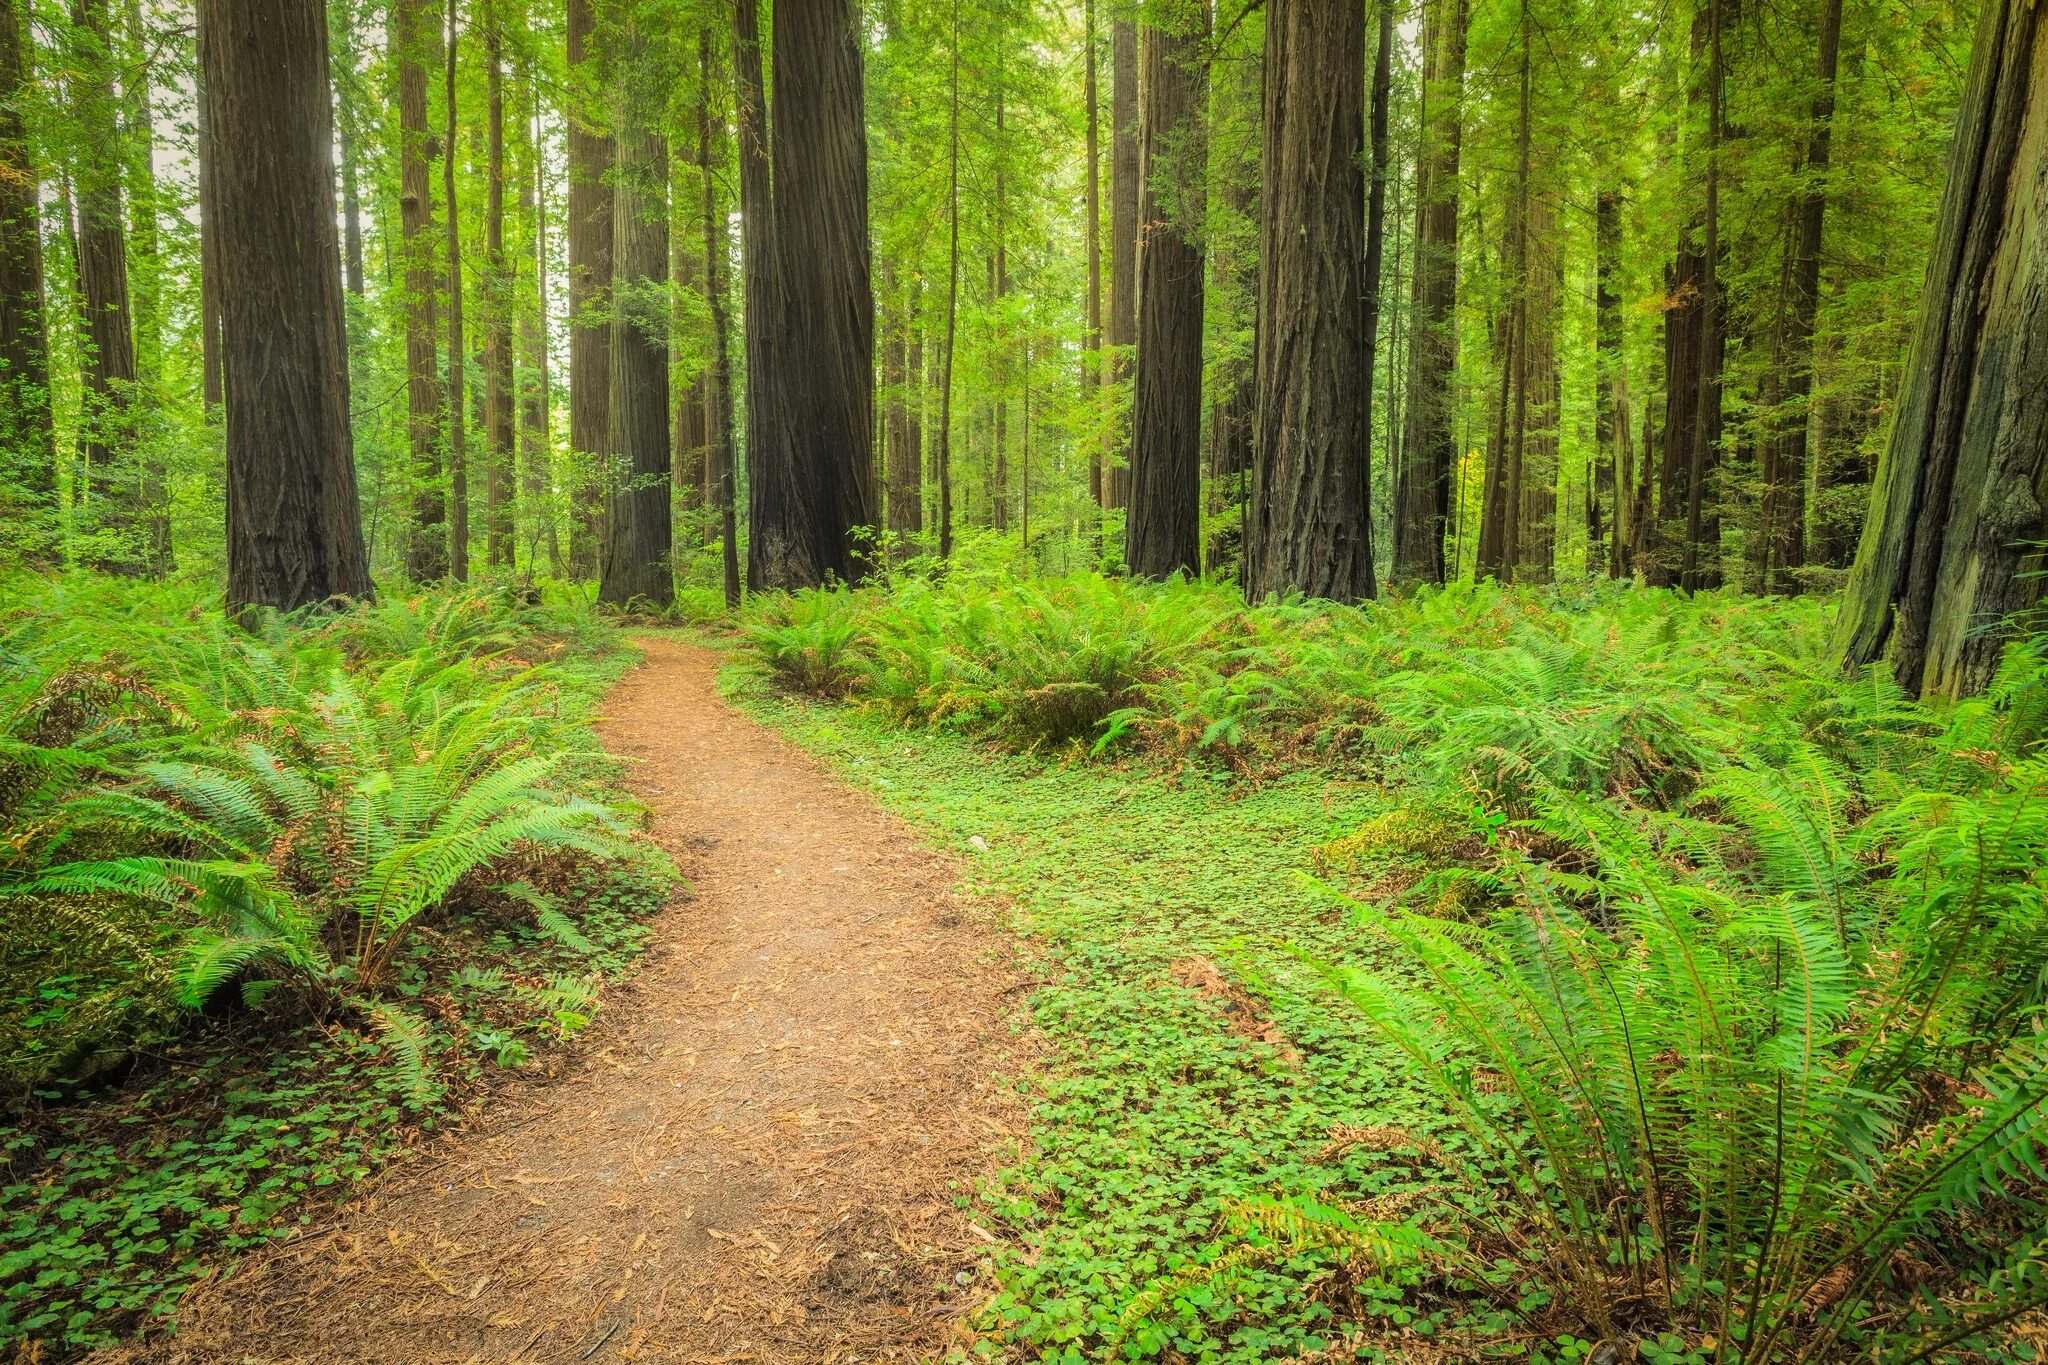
[0,574,652,1093]
[736,572,1837,778]
[1303,632,2048,1358]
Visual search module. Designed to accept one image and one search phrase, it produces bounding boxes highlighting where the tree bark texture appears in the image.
[1595,188,1624,575]
[443,3,469,582]
[1126,7,1207,582]
[1756,0,1841,595]
[734,0,785,583]
[565,0,610,578]
[751,0,875,590]
[1391,0,1466,585]
[1084,0,1103,515]
[597,17,671,610]
[69,0,143,574]
[0,0,54,560]
[1247,0,1372,603]
[485,7,515,570]
[200,0,372,614]
[1106,17,1138,511]
[1833,0,2048,698]
[700,28,739,608]
[395,0,445,580]
[670,180,708,529]
[518,67,558,574]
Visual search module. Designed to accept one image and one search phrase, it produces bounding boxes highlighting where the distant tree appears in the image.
[699,26,739,609]
[394,0,446,581]
[0,0,54,563]
[1391,0,1466,586]
[68,0,144,574]
[199,0,372,614]
[1833,0,2047,698]
[1125,3,1207,582]
[565,0,611,579]
[443,1,469,582]
[483,2,515,571]
[1753,0,1843,596]
[1106,14,1136,513]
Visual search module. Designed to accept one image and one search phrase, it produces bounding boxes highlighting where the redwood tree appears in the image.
[1833,0,2048,698]
[199,0,371,614]
[394,0,446,581]
[1390,0,1467,586]
[69,0,143,574]
[1125,4,1207,582]
[0,0,53,561]
[565,0,611,578]
[596,9,670,609]
[1106,15,1137,512]
[483,4,515,571]
[1247,0,1372,602]
[749,0,875,590]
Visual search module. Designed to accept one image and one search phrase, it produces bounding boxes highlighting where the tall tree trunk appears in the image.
[1757,0,1841,595]
[1083,0,1103,520]
[519,60,558,574]
[886,273,924,549]
[1106,16,1137,512]
[670,170,708,532]
[882,263,908,546]
[1833,0,2048,698]
[991,87,1009,535]
[1482,0,1536,582]
[1205,47,1256,575]
[121,0,168,572]
[1247,0,1371,602]
[197,59,222,412]
[1477,242,1515,577]
[1680,0,1725,593]
[597,11,671,609]
[1126,8,1207,581]
[395,0,446,580]
[201,0,372,614]
[0,0,54,562]
[564,0,610,579]
[734,0,785,583]
[1391,0,1467,584]
[1360,0,1392,574]
[1595,188,1624,576]
[1518,212,1560,582]
[484,4,515,570]
[69,0,143,574]
[700,27,739,608]
[1655,239,1703,587]
[337,18,367,300]
[937,0,960,557]
[754,0,874,588]
[444,0,469,582]
[669,140,707,533]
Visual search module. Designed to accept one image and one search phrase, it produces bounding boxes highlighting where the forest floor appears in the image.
[95,636,1030,1365]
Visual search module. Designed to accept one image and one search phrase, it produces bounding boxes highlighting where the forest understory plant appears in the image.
[0,575,672,1353]
[1301,640,2048,1361]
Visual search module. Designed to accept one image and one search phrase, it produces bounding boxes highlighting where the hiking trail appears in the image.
[109,636,1025,1365]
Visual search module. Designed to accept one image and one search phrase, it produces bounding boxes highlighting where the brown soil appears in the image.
[102,637,1026,1365]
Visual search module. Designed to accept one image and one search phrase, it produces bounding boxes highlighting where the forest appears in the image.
[1,0,2046,1359]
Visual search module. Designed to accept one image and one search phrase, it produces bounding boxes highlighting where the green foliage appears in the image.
[746,573,2048,1363]
[0,574,670,1354]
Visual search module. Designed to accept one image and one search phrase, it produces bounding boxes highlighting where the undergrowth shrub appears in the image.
[1284,639,2048,1361]
[0,573,670,1353]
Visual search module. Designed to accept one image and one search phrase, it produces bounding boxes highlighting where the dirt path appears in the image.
[120,638,1024,1365]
